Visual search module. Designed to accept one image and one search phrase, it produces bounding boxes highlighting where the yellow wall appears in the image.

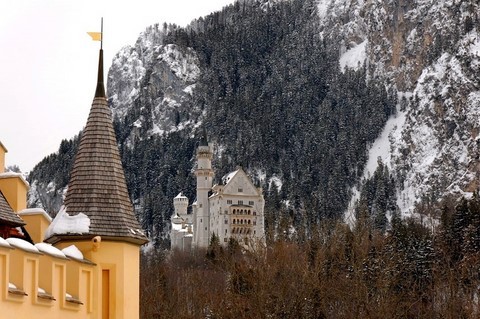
[0,243,96,319]
[0,175,29,212]
[19,209,52,243]
[55,240,141,319]
[0,142,6,173]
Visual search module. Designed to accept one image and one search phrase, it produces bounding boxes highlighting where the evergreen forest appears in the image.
[28,0,397,246]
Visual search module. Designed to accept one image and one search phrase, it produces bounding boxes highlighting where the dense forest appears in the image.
[28,0,397,246]
[141,193,480,318]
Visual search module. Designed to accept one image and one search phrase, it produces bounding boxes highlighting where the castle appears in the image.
[171,135,266,250]
[0,42,147,318]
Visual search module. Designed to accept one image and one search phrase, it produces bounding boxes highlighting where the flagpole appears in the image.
[101,17,103,50]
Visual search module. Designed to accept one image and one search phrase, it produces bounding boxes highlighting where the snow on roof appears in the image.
[35,243,67,259]
[62,245,84,260]
[175,192,187,199]
[44,206,90,239]
[222,170,239,185]
[6,237,39,253]
[0,237,11,248]
[19,208,52,222]
[0,172,29,187]
[172,222,184,231]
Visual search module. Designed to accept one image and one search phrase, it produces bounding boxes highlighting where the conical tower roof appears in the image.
[45,49,147,245]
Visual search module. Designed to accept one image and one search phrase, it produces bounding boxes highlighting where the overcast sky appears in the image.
[1,0,235,172]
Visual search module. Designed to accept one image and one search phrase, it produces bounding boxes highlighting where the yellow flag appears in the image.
[87,32,102,41]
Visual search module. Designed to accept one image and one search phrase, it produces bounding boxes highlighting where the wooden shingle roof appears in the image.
[0,190,25,227]
[45,49,147,245]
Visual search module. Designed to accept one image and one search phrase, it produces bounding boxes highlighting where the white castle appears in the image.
[170,136,265,250]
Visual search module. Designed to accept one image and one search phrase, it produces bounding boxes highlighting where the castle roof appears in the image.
[45,49,147,245]
[0,190,25,227]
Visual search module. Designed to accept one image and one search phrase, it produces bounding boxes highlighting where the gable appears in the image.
[222,169,259,196]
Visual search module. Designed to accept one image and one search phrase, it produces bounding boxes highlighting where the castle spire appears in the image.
[94,18,105,98]
[45,30,147,245]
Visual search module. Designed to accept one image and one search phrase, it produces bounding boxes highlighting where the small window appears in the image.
[253,211,257,216]
[225,229,228,234]
[227,200,232,204]
[225,219,228,224]
[200,219,202,223]
[205,227,207,231]
[249,201,254,206]
[238,188,243,192]
[224,238,228,242]
[199,204,202,208]
[238,200,243,205]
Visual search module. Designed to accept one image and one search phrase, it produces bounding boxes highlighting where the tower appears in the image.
[44,34,147,319]
[173,193,188,218]
[193,131,214,248]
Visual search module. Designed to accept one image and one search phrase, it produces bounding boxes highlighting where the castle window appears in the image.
[225,229,228,234]
[233,209,236,214]
[238,200,243,205]
[227,200,232,204]
[200,219,202,223]
[225,219,228,224]
[249,201,254,206]
[238,188,243,192]
[224,238,228,242]
[253,211,257,216]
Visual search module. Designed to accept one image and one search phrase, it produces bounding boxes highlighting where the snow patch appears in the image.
[6,237,39,253]
[339,40,367,72]
[62,245,84,260]
[0,237,11,248]
[35,243,67,259]
[44,206,90,239]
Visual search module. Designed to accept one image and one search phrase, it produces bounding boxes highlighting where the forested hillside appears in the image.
[28,0,480,247]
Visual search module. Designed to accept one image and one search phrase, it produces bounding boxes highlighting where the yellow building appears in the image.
[0,44,147,318]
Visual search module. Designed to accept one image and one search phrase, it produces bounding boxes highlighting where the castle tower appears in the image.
[194,131,214,248]
[45,36,147,319]
[173,192,188,218]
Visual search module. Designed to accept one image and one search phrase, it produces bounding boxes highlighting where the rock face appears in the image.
[319,0,480,213]
[28,0,480,243]
[108,24,201,148]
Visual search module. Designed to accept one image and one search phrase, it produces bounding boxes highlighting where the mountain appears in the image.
[27,0,480,246]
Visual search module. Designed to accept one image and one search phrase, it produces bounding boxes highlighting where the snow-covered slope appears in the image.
[319,0,480,215]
